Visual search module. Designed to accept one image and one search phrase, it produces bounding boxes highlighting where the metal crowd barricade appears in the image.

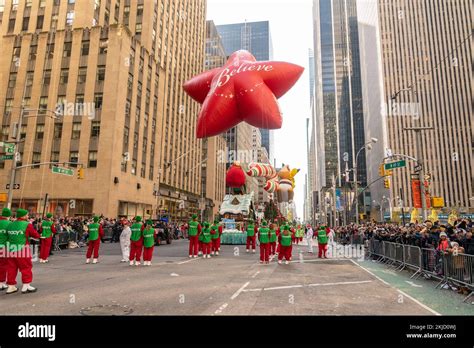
[419,248,444,281]
[441,252,474,303]
[403,245,422,278]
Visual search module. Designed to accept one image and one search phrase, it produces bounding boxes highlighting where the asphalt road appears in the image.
[0,240,442,315]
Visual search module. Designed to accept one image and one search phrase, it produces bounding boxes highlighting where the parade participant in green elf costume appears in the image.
[269,222,278,256]
[210,219,222,255]
[188,214,201,258]
[142,220,157,266]
[6,209,40,294]
[317,225,329,258]
[246,219,258,253]
[0,208,11,291]
[278,224,293,264]
[200,222,212,258]
[86,216,104,264]
[129,216,145,266]
[258,220,271,264]
[39,213,56,263]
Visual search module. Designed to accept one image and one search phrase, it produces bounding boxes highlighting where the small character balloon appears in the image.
[225,161,247,189]
[183,50,304,138]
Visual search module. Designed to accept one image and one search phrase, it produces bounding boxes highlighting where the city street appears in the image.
[0,240,445,316]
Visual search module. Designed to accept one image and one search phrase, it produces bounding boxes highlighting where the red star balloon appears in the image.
[183,50,304,138]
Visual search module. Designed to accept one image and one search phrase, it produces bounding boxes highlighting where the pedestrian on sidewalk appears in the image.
[6,209,41,294]
[0,208,11,291]
[142,220,157,266]
[129,216,144,266]
[85,216,104,264]
[188,214,201,258]
[120,220,131,262]
[39,213,56,263]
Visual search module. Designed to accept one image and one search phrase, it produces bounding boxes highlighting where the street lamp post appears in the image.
[354,137,378,225]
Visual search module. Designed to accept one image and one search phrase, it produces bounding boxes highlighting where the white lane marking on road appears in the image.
[170,273,179,277]
[264,284,303,291]
[243,288,263,292]
[230,281,250,300]
[289,258,350,263]
[178,258,199,265]
[405,281,423,288]
[308,280,372,287]
[214,303,228,314]
[251,271,260,278]
[350,260,440,316]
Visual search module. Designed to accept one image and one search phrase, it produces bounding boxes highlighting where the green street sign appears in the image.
[385,160,406,170]
[0,155,13,160]
[52,166,74,176]
[4,143,14,154]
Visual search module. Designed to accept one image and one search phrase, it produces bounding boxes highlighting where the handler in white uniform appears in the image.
[306,225,314,253]
[120,220,132,262]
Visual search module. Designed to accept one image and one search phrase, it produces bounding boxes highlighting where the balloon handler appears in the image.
[129,216,145,266]
[188,214,201,258]
[39,213,56,263]
[200,222,212,258]
[246,219,258,253]
[317,225,329,259]
[258,221,271,264]
[269,223,277,256]
[210,219,222,255]
[278,225,293,264]
[142,220,157,266]
[86,216,104,264]
[0,208,11,291]
[5,209,40,294]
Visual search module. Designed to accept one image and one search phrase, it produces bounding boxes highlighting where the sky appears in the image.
[206,0,314,218]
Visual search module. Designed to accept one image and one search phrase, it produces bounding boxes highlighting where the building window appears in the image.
[38,97,48,114]
[97,66,106,81]
[71,122,81,139]
[94,93,103,109]
[36,15,44,30]
[60,69,68,84]
[32,152,41,168]
[131,160,137,175]
[66,11,75,26]
[8,73,17,88]
[99,39,108,54]
[42,70,51,85]
[35,124,45,139]
[133,132,138,149]
[88,151,97,168]
[53,123,62,138]
[39,0,46,7]
[81,41,89,56]
[69,151,79,167]
[63,42,72,57]
[140,166,146,178]
[78,68,87,84]
[20,125,27,140]
[1,126,9,141]
[91,121,100,137]
[137,4,144,16]
[135,23,142,34]
[149,166,154,181]
[50,15,58,30]
[50,151,59,163]
[22,17,29,31]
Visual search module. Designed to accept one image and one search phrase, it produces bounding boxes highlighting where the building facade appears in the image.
[357,0,473,214]
[0,0,206,219]
[312,0,368,224]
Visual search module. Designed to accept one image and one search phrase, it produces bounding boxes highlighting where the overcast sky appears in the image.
[206,0,314,218]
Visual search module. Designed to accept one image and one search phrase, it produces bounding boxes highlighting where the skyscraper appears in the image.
[357,0,473,213]
[216,21,274,162]
[312,0,367,222]
[0,0,206,218]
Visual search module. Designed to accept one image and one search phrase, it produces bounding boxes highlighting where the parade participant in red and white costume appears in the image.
[269,223,277,256]
[278,225,293,264]
[39,213,56,263]
[129,216,145,266]
[142,220,157,266]
[5,209,40,294]
[86,216,104,264]
[0,208,11,291]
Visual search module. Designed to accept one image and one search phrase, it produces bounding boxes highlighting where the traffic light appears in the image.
[384,178,390,189]
[379,164,385,177]
[77,168,84,179]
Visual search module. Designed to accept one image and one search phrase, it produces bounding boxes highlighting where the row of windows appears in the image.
[0,122,100,142]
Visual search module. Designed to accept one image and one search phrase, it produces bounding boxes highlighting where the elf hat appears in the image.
[93,216,100,223]
[46,213,53,218]
[204,222,210,228]
[16,209,28,219]
[1,208,11,217]
[214,219,219,224]
[192,214,197,219]
[262,220,268,226]
[146,219,153,226]
[135,216,142,222]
